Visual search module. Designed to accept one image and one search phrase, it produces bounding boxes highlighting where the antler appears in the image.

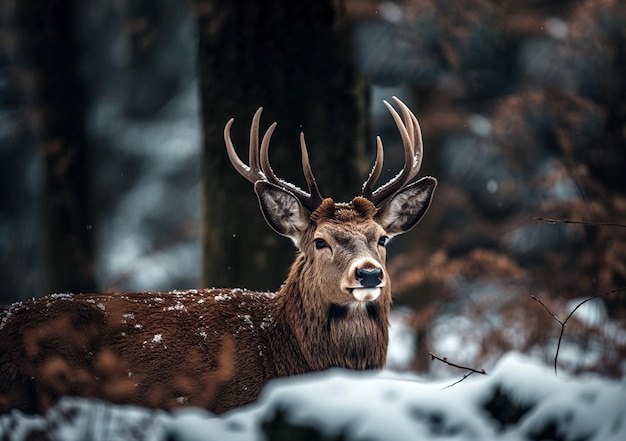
[224,107,324,212]
[361,96,424,206]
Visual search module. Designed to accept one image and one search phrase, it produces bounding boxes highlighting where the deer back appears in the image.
[0,290,281,413]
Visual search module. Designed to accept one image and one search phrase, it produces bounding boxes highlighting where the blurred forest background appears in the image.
[1,0,625,378]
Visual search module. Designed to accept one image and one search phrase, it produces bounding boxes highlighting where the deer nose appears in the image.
[356,268,383,288]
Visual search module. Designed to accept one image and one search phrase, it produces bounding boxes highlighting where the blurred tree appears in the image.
[121,0,190,117]
[195,0,368,290]
[6,0,96,296]
[384,0,626,376]
[0,2,43,304]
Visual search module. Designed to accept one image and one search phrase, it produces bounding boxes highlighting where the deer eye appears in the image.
[378,236,389,247]
[314,238,328,249]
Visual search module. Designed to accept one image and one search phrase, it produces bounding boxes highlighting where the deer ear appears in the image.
[254,181,310,245]
[375,177,437,236]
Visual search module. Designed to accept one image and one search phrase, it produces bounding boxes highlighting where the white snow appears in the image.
[238,314,254,328]
[165,302,186,312]
[259,315,273,331]
[49,293,74,301]
[2,353,625,441]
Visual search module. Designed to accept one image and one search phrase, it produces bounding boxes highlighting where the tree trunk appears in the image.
[195,0,368,290]
[12,0,96,295]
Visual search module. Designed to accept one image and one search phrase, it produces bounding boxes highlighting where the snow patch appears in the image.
[2,354,625,441]
[165,302,186,312]
[49,293,74,301]
[260,315,273,331]
[239,314,253,328]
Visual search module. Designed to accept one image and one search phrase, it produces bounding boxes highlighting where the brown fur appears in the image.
[311,197,378,224]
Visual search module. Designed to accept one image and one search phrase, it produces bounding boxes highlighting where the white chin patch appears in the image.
[352,287,381,302]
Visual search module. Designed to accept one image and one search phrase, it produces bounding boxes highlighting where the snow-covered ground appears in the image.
[2,353,624,441]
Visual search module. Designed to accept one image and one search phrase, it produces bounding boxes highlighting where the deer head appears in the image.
[224,97,437,306]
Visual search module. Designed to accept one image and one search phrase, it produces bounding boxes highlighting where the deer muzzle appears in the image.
[356,268,383,288]
[343,260,385,302]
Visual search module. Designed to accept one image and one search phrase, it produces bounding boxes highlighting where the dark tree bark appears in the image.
[195,0,368,290]
[121,0,189,117]
[9,0,96,295]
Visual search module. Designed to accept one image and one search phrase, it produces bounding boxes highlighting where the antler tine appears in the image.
[299,133,324,208]
[224,108,265,184]
[361,136,384,199]
[248,106,263,175]
[259,121,280,186]
[366,97,424,206]
[259,127,324,211]
[395,96,423,174]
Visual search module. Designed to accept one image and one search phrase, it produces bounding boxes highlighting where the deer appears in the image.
[0,97,436,415]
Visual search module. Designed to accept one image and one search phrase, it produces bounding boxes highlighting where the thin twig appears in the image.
[564,287,624,322]
[531,295,564,327]
[429,352,487,375]
[533,217,626,228]
[532,286,626,375]
[441,372,476,390]
[428,351,487,390]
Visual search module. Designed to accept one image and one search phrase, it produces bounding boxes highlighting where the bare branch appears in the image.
[564,287,625,322]
[441,372,476,390]
[533,217,626,229]
[531,286,626,375]
[531,295,564,326]
[429,352,486,389]
[429,352,487,375]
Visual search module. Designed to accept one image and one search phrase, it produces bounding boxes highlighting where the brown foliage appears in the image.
[380,0,626,377]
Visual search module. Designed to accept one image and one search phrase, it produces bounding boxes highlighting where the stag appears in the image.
[0,97,436,415]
